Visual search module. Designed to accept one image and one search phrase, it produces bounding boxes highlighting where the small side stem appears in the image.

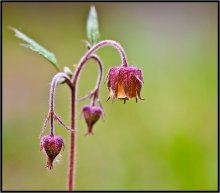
[49,72,72,136]
[90,54,103,106]
[50,113,54,137]
[90,54,103,93]
[78,54,103,103]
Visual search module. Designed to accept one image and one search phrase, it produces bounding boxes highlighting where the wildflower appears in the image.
[106,66,144,103]
[82,105,103,135]
[40,135,64,170]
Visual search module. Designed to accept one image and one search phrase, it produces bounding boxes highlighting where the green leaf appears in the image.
[57,66,73,85]
[63,66,73,77]
[10,27,60,71]
[87,5,100,46]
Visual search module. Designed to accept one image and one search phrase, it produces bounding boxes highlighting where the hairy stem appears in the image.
[68,54,104,191]
[50,116,54,137]
[49,72,72,136]
[68,40,128,190]
[90,54,103,94]
[73,40,128,86]
[68,88,76,191]
[78,54,103,103]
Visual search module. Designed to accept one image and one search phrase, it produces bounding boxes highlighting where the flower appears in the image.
[82,105,103,135]
[40,135,64,170]
[106,66,144,103]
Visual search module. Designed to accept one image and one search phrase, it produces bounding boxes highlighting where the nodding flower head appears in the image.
[82,105,103,136]
[40,135,64,170]
[106,66,144,103]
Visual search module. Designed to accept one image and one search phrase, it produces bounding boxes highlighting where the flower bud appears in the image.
[106,66,144,102]
[82,105,103,135]
[40,135,64,170]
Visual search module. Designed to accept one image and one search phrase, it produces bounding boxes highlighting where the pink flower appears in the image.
[40,135,64,170]
[106,66,144,103]
[82,105,103,135]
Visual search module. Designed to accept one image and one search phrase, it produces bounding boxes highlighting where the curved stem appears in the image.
[68,40,128,190]
[68,54,103,191]
[72,40,128,85]
[90,54,103,95]
[89,54,103,106]
[49,72,73,136]
[78,54,103,104]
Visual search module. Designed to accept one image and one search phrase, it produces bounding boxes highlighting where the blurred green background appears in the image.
[2,2,218,191]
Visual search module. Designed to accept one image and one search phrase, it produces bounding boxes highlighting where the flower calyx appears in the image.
[106,66,144,103]
[40,135,64,170]
[81,105,103,136]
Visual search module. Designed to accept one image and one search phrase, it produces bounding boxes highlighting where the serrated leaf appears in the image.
[87,5,100,46]
[10,27,60,71]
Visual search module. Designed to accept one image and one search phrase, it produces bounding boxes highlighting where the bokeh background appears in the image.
[2,2,218,191]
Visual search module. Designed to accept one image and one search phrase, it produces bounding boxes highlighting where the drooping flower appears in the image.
[82,105,103,135]
[106,66,144,103]
[40,135,64,170]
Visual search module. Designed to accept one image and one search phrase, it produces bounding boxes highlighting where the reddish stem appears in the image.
[73,40,128,86]
[50,114,54,137]
[49,72,72,137]
[77,54,103,103]
[68,40,128,191]
[90,54,103,94]
[90,54,103,106]
[68,88,76,191]
[68,55,103,191]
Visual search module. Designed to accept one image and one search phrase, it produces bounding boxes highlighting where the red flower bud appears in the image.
[82,105,103,135]
[106,66,144,102]
[40,135,64,170]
